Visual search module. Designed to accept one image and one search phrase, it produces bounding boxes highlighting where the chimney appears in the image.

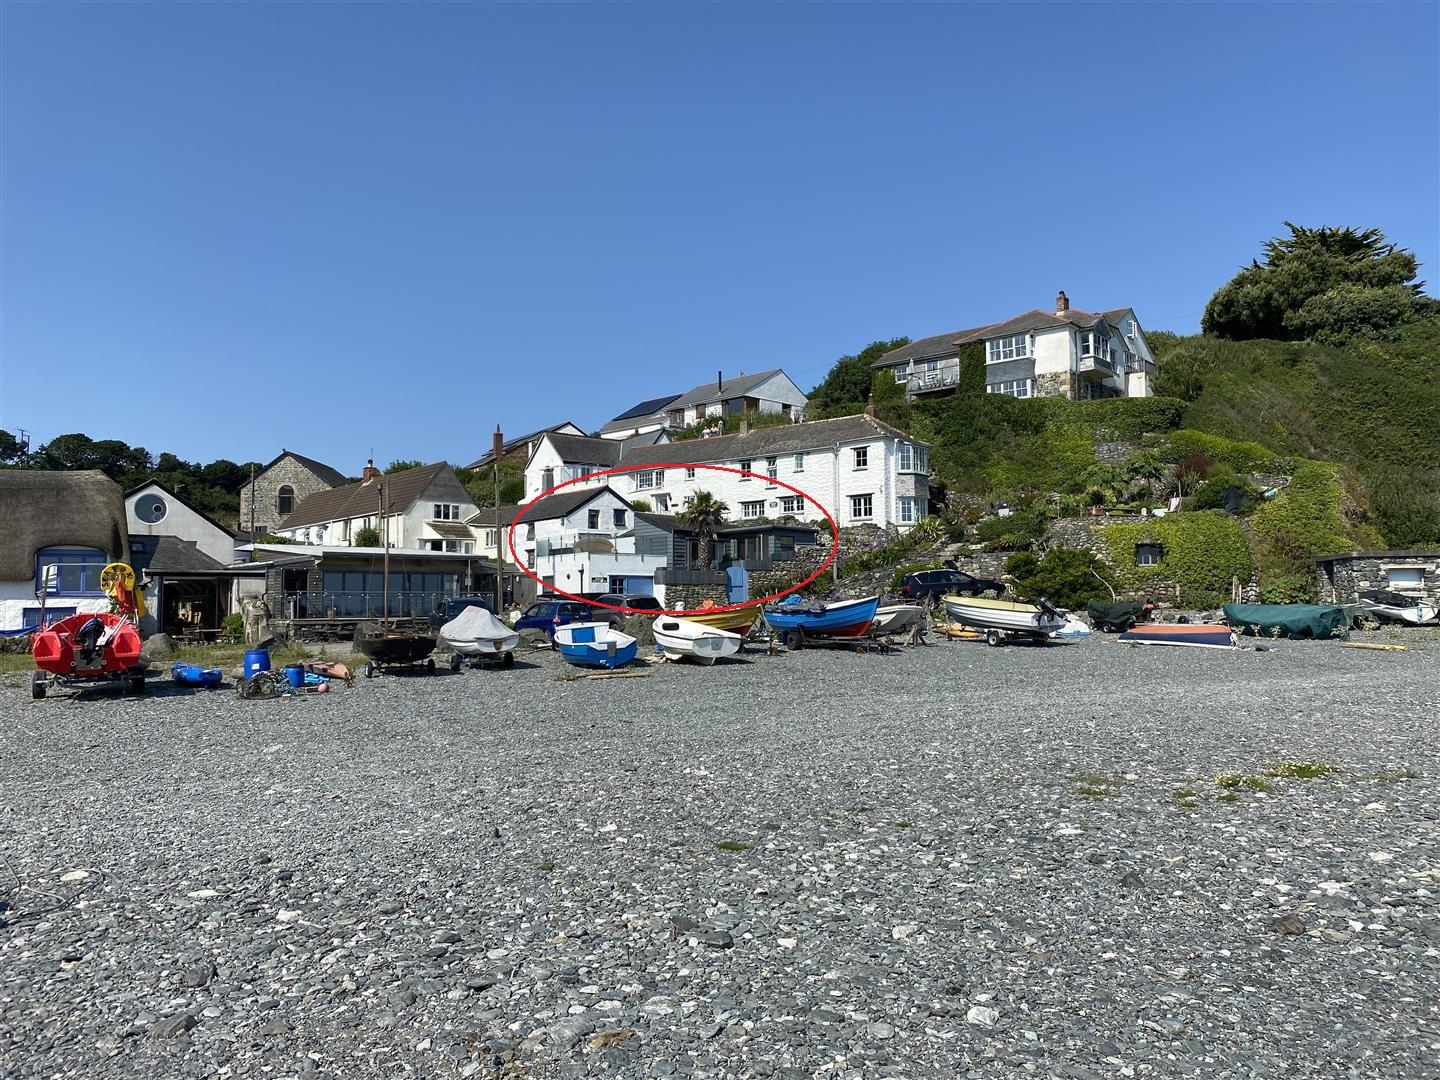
[362,458,381,482]
[864,392,877,418]
[1055,290,1070,315]
[492,425,504,461]
[717,369,723,393]
[738,419,750,435]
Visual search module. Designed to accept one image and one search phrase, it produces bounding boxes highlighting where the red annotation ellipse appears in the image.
[507,463,839,616]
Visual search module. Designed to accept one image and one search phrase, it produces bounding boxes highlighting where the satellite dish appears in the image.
[135,493,167,524]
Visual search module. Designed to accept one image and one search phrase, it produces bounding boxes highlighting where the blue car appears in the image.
[513,600,593,638]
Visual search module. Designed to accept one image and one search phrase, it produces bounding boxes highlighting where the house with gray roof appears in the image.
[597,369,808,440]
[872,292,1157,401]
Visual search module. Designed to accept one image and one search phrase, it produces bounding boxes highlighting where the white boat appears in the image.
[652,616,744,665]
[1360,591,1440,626]
[553,622,638,669]
[440,606,519,668]
[1054,615,1093,640]
[942,594,1067,645]
[871,604,926,635]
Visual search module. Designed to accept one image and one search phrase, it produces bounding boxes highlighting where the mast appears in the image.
[380,477,389,622]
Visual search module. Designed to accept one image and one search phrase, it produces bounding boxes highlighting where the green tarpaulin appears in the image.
[1087,600,1148,632]
[1223,603,1349,639]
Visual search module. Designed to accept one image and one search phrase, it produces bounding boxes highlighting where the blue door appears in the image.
[625,577,654,596]
[726,565,749,603]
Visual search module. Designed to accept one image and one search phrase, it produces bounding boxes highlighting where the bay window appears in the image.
[987,334,1030,363]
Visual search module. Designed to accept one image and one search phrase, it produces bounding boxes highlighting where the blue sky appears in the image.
[3,1,1436,471]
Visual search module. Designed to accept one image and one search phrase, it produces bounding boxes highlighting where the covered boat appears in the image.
[1118,623,1235,649]
[440,605,519,668]
[1223,603,1348,639]
[683,603,762,636]
[764,595,879,648]
[1359,590,1439,626]
[554,622,638,669]
[652,616,743,665]
[357,628,438,676]
[171,662,223,688]
[943,594,1066,645]
[1054,616,1093,640]
[871,604,926,635]
[1086,599,1152,633]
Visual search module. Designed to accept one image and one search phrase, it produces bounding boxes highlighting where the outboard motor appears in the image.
[1036,597,1064,622]
[73,617,106,669]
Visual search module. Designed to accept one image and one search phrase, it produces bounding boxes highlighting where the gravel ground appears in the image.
[2,631,1438,1079]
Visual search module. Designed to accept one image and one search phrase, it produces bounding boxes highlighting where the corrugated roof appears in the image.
[667,369,789,409]
[276,462,450,531]
[619,414,924,467]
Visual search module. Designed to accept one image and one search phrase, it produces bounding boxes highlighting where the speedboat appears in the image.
[1118,623,1235,649]
[764,595,879,648]
[554,622,637,669]
[440,605,520,668]
[652,616,744,665]
[943,594,1066,645]
[871,604,926,635]
[1359,590,1439,626]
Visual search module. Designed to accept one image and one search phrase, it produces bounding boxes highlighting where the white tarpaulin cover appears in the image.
[440,605,518,647]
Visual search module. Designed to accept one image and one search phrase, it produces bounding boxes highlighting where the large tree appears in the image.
[808,337,910,416]
[1202,222,1430,344]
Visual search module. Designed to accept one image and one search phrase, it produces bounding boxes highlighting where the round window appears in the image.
[135,493,168,524]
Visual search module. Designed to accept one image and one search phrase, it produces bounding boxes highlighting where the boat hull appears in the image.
[764,596,879,639]
[652,617,743,665]
[357,631,437,666]
[554,622,638,669]
[683,606,761,635]
[1360,598,1440,626]
[942,595,1065,637]
[171,662,222,687]
[871,604,926,634]
[1223,603,1348,639]
[32,612,143,676]
[1118,623,1235,649]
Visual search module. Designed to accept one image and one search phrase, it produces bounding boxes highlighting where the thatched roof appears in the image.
[0,470,129,581]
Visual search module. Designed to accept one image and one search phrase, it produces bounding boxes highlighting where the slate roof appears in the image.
[125,478,240,537]
[617,415,923,468]
[667,369,790,409]
[255,449,349,487]
[276,462,450,531]
[873,307,1135,367]
[545,433,624,468]
[466,505,522,528]
[464,422,583,470]
[428,522,474,540]
[145,536,228,573]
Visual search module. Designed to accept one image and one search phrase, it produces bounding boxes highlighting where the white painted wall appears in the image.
[1031,327,1074,376]
[0,581,110,631]
[524,437,613,501]
[125,484,237,565]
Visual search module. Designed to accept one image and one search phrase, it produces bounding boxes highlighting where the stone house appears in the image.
[1314,550,1439,605]
[238,450,348,535]
[871,292,1157,401]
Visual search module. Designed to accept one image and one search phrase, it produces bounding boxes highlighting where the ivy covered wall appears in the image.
[1099,511,1252,609]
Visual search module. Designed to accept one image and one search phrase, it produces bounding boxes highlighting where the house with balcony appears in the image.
[597,369,808,440]
[273,461,480,554]
[872,292,1157,401]
[505,487,665,600]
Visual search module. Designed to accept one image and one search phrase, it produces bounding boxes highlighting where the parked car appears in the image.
[429,595,493,632]
[587,593,664,627]
[898,568,1004,602]
[512,600,593,638]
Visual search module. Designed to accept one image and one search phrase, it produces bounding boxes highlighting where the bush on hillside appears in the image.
[1003,548,1115,609]
[1250,460,1376,585]
[1164,430,1279,473]
[974,503,1051,550]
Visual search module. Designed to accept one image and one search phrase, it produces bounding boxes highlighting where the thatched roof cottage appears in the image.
[0,470,129,631]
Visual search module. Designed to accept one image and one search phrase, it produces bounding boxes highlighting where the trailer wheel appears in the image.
[425,658,436,674]
[502,652,514,668]
[784,629,804,651]
[129,674,147,694]
[31,673,46,700]
[985,629,1004,647]
[364,662,376,679]
[450,654,462,672]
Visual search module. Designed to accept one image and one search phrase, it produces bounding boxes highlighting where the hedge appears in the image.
[1163,429,1280,473]
[1070,396,1187,440]
[1099,511,1252,608]
[1250,459,1378,581]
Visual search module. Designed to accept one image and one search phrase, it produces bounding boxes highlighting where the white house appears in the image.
[872,292,1157,401]
[507,487,667,599]
[274,461,480,553]
[125,480,237,568]
[608,413,930,531]
[463,421,586,471]
[0,470,130,631]
[597,369,808,440]
[523,430,667,501]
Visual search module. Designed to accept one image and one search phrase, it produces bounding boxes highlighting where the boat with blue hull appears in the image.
[1118,623,1236,649]
[553,622,638,669]
[764,595,879,648]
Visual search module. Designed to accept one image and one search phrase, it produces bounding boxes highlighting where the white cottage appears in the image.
[872,292,1157,401]
[273,461,480,553]
[507,487,665,599]
[597,369,808,440]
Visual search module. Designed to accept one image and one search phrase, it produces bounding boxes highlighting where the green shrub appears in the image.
[631,499,653,513]
[1189,472,1262,514]
[1251,460,1372,585]
[1071,396,1187,440]
[220,613,245,642]
[1165,430,1279,473]
[1258,573,1316,604]
[1004,548,1115,609]
[1100,511,1252,606]
[353,526,380,547]
[974,503,1051,550]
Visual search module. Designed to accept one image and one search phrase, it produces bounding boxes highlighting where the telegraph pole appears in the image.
[492,426,505,614]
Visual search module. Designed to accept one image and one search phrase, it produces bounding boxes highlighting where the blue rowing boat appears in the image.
[764,595,879,644]
[553,622,638,669]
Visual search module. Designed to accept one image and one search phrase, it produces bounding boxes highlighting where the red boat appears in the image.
[30,563,148,699]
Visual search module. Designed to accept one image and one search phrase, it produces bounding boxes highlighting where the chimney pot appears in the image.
[362,458,381,482]
[864,392,877,418]
[1055,290,1070,315]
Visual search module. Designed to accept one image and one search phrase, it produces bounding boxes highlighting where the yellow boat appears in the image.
[682,604,761,636]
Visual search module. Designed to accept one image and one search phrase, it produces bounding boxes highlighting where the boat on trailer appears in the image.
[554,622,638,669]
[652,617,744,665]
[942,594,1066,646]
[871,604,926,636]
[764,596,879,649]
[439,606,519,669]
[1118,623,1236,649]
[1359,590,1439,626]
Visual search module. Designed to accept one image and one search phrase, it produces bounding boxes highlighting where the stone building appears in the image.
[1314,550,1439,605]
[237,450,348,535]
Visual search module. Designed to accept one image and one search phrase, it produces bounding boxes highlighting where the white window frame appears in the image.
[986,333,1031,364]
[1385,566,1425,592]
[853,446,868,470]
[779,495,803,514]
[898,497,916,524]
[634,469,663,490]
[765,457,778,485]
[894,368,909,384]
[738,459,753,480]
[1136,544,1164,567]
[684,467,696,480]
[740,500,765,520]
[987,379,1033,399]
[850,494,873,520]
[793,453,805,472]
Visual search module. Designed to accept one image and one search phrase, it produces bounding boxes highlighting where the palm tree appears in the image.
[679,491,729,568]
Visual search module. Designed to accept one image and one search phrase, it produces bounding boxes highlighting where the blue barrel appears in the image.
[243,649,271,677]
[283,664,305,689]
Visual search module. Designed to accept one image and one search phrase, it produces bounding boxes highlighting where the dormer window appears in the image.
[986,334,1031,363]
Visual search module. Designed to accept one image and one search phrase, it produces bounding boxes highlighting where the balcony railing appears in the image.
[905,367,961,393]
[536,531,616,557]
